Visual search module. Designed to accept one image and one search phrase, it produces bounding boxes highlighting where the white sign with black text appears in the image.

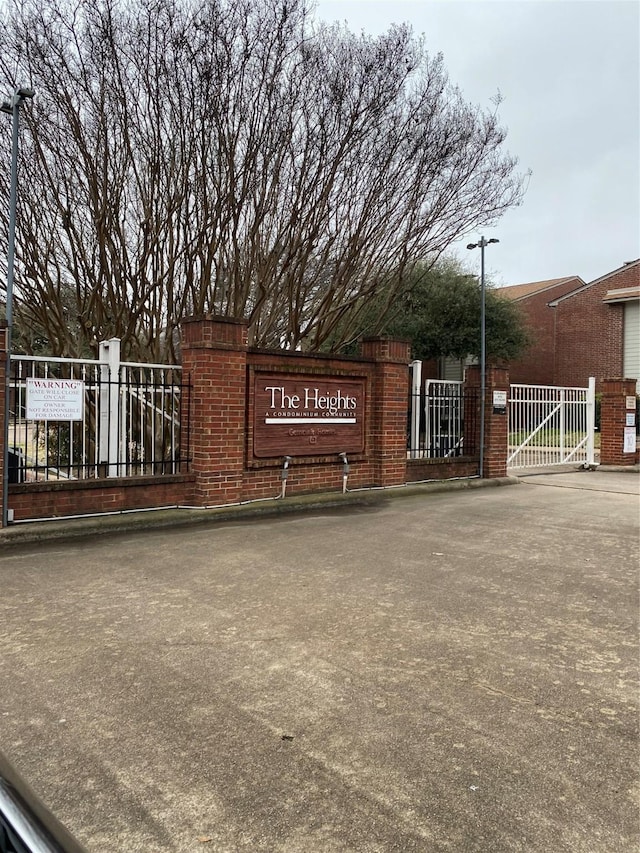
[26,378,84,421]
[492,389,507,414]
[623,427,636,454]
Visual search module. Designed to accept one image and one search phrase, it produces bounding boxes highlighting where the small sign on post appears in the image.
[492,389,507,414]
[623,427,636,454]
[26,378,84,421]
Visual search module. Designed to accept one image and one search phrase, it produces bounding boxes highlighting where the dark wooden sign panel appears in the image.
[253,374,366,458]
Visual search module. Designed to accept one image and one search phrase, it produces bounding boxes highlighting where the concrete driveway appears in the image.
[0,470,638,852]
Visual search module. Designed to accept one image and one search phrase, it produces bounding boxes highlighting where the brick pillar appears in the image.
[599,379,639,465]
[465,364,510,478]
[0,324,6,524]
[180,316,248,505]
[360,338,411,486]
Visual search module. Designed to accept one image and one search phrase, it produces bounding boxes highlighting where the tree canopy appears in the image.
[0,0,528,360]
[377,259,530,362]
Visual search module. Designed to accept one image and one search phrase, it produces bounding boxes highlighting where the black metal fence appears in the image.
[408,379,480,459]
[8,355,191,482]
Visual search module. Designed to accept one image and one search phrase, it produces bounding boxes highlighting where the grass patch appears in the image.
[509,429,592,448]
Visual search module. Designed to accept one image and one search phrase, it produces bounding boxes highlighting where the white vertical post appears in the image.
[99,338,121,477]
[559,387,565,462]
[410,360,422,459]
[425,379,433,457]
[586,376,596,467]
[119,361,128,475]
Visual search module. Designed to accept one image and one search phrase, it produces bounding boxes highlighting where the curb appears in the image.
[0,476,520,548]
[513,463,640,477]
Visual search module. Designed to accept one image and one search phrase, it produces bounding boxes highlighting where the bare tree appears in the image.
[0,0,527,360]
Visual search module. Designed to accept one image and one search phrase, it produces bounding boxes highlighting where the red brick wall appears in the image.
[361,338,412,486]
[1,316,513,523]
[8,474,195,522]
[507,265,639,391]
[593,261,640,294]
[1,319,413,521]
[553,266,638,388]
[181,320,413,504]
[507,278,583,385]
[181,316,248,505]
[406,458,479,482]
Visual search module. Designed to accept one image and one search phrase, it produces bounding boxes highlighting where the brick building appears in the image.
[499,275,585,385]
[499,259,640,390]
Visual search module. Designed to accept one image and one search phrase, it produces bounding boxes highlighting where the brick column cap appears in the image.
[361,337,411,363]
[182,314,248,327]
[601,378,637,394]
[181,315,249,351]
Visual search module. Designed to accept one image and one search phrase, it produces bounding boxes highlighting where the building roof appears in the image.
[497,276,583,301]
[548,259,640,307]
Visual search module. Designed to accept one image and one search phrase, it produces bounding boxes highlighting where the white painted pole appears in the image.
[586,376,596,467]
[99,338,121,477]
[410,359,422,459]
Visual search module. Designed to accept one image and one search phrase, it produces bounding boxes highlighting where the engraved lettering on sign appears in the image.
[254,374,365,457]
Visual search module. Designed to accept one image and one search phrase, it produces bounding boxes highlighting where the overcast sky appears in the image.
[313,0,640,288]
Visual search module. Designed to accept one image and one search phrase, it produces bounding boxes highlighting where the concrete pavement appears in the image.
[0,469,638,852]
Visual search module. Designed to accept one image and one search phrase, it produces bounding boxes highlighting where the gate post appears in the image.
[98,338,121,477]
[409,359,422,459]
[599,379,639,465]
[361,338,411,486]
[181,316,248,505]
[586,377,596,466]
[466,364,510,478]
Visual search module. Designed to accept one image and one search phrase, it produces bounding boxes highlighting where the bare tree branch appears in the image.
[0,0,528,359]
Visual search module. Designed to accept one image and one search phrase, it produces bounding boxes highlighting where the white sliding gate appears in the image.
[508,379,596,469]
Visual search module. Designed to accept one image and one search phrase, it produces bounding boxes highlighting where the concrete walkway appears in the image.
[0,469,638,852]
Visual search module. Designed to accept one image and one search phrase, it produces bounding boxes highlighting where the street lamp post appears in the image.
[2,87,34,528]
[466,236,499,479]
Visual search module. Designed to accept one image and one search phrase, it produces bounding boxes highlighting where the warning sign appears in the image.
[26,378,84,421]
